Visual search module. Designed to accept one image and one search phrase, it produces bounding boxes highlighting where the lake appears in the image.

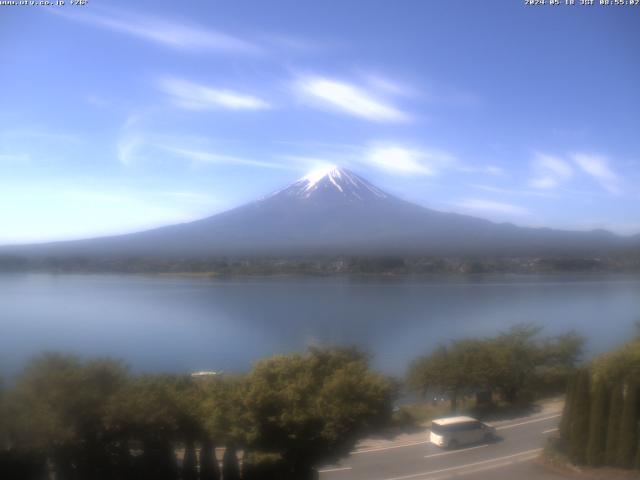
[1,273,639,378]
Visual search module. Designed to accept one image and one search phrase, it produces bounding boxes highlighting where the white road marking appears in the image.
[318,466,353,473]
[424,444,488,459]
[495,414,561,430]
[542,427,559,434]
[427,453,540,480]
[381,448,542,480]
[351,440,431,455]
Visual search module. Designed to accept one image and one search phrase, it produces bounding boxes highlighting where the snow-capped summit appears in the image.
[279,166,388,201]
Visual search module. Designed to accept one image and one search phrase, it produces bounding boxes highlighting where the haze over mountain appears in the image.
[2,167,636,259]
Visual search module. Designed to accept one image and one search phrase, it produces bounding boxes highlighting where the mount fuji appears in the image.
[3,167,633,258]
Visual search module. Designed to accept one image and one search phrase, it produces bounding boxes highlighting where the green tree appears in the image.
[409,325,583,410]
[200,375,248,480]
[245,346,394,478]
[408,339,492,410]
[201,376,249,448]
[605,382,624,466]
[488,324,543,405]
[593,338,640,385]
[8,353,129,479]
[537,331,585,395]
[161,376,207,480]
[106,375,182,480]
[568,368,590,465]
[242,451,287,480]
[586,377,609,466]
[616,381,639,468]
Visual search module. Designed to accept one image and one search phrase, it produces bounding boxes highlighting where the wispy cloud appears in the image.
[470,184,557,198]
[455,198,529,216]
[296,76,410,122]
[572,153,621,194]
[277,141,457,177]
[457,164,506,176]
[117,136,141,166]
[362,74,415,97]
[50,7,261,55]
[530,153,573,189]
[158,145,285,169]
[158,77,271,111]
[116,128,286,170]
[364,145,454,175]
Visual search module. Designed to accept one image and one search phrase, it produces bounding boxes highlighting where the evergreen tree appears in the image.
[605,383,624,466]
[586,378,609,466]
[616,381,639,468]
[559,374,577,443]
[568,369,590,464]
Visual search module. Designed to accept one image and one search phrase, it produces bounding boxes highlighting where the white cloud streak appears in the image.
[116,129,287,170]
[530,153,573,189]
[297,77,410,122]
[158,77,271,111]
[365,145,454,175]
[455,199,529,216]
[572,153,621,194]
[50,8,261,55]
[157,145,286,169]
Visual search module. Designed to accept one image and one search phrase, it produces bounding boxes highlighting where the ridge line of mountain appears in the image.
[1,167,638,268]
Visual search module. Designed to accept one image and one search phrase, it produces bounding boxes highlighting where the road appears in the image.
[319,411,567,480]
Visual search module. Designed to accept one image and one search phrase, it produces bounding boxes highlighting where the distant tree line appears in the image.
[407,325,585,411]
[0,347,394,480]
[559,334,640,470]
[2,253,640,275]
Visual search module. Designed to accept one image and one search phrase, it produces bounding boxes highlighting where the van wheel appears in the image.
[484,433,494,443]
[448,439,459,449]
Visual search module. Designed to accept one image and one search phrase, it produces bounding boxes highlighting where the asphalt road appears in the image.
[319,412,567,480]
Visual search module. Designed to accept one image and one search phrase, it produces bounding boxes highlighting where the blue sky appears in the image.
[1,0,639,244]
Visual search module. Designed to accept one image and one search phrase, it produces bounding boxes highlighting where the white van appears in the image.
[430,416,496,449]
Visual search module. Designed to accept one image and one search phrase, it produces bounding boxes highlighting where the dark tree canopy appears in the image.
[408,325,584,409]
[245,346,394,477]
[0,347,394,479]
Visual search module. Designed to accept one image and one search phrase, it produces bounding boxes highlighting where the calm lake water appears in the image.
[1,273,640,378]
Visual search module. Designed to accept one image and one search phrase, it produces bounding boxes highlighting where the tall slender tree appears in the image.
[586,378,609,466]
[616,381,639,468]
[605,383,624,466]
[559,374,577,443]
[568,369,590,465]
